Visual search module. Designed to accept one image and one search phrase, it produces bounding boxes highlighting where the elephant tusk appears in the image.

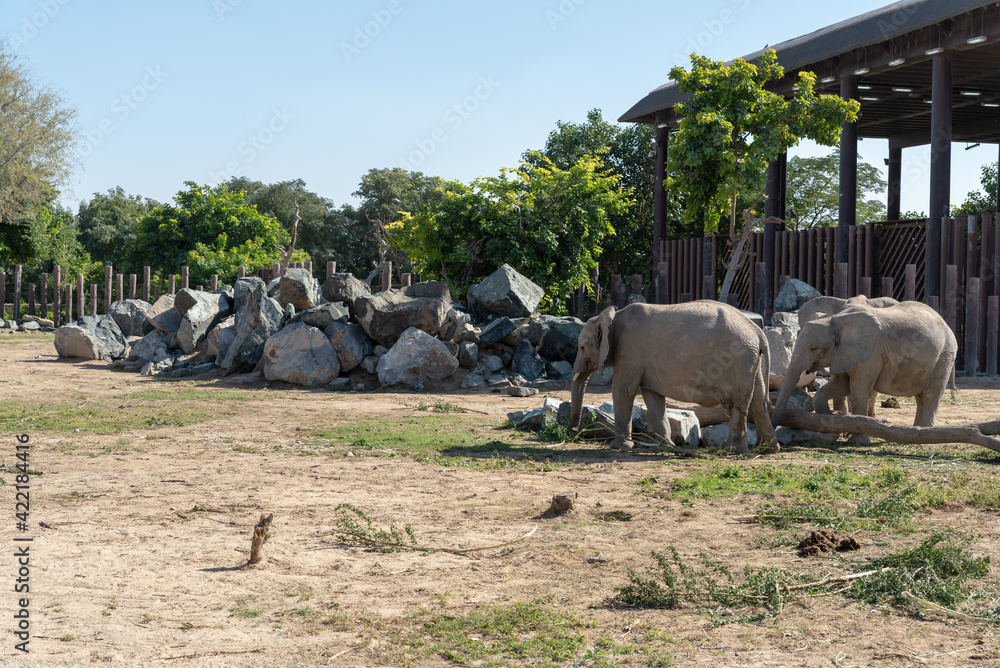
[573,372,581,382]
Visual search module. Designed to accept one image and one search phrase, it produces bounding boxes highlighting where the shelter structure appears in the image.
[621,0,1000,307]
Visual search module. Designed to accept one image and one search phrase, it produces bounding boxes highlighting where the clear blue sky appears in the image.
[3,0,992,215]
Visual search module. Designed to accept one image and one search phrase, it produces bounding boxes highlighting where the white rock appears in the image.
[262,321,341,386]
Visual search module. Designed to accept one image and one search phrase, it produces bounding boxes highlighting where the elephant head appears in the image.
[772,308,880,421]
[569,306,615,431]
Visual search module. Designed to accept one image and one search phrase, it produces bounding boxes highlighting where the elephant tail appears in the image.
[950,362,959,399]
[759,331,772,408]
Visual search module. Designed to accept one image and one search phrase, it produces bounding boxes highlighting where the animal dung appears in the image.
[547,491,577,515]
[796,529,860,557]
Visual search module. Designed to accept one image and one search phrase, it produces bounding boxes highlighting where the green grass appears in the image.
[230,596,263,619]
[0,332,55,344]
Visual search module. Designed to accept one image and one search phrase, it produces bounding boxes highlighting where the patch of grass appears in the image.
[98,438,146,455]
[577,635,675,667]
[313,415,508,455]
[230,596,263,619]
[414,399,467,413]
[396,599,586,666]
[757,485,922,532]
[0,333,54,345]
[333,504,419,553]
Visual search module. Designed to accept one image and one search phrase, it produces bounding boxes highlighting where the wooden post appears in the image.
[904,264,916,302]
[754,262,767,315]
[577,283,585,319]
[210,274,218,291]
[27,284,35,316]
[381,262,392,292]
[979,214,992,372]
[680,292,692,303]
[40,273,47,320]
[53,266,61,327]
[401,273,413,288]
[181,266,189,290]
[657,262,668,305]
[929,296,941,314]
[703,273,715,302]
[881,277,894,300]
[238,266,246,279]
[65,283,73,323]
[987,295,999,376]
[726,293,739,308]
[945,265,958,337]
[835,263,849,299]
[13,265,21,321]
[326,261,336,282]
[143,266,151,302]
[104,265,113,313]
[306,261,313,274]
[0,272,5,320]
[90,285,97,316]
[966,277,981,376]
[169,275,176,295]
[127,273,136,298]
[610,274,622,308]
[154,285,161,301]
[77,273,84,317]
[272,263,281,280]
[116,274,124,303]
[860,276,872,298]
[631,274,643,297]
[588,265,599,314]
[197,285,203,292]
[825,227,836,295]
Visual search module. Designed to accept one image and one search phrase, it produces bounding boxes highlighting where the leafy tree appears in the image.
[0,42,77,229]
[77,187,159,273]
[135,182,291,285]
[0,198,96,290]
[785,150,886,229]
[954,162,998,216]
[668,50,860,236]
[390,154,631,306]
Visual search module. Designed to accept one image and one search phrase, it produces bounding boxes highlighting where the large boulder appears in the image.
[108,299,152,337]
[277,268,323,312]
[206,315,236,361]
[774,278,822,312]
[324,321,373,372]
[219,286,285,374]
[478,317,516,346]
[176,291,232,354]
[322,273,370,312]
[289,302,350,329]
[467,264,545,320]
[764,326,796,377]
[146,294,181,334]
[129,329,173,365]
[537,316,585,363]
[354,284,451,347]
[511,339,546,382]
[439,307,472,341]
[376,326,460,386]
[262,321,340,386]
[234,277,266,314]
[53,315,128,361]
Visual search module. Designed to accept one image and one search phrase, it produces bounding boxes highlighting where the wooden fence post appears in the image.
[143,266,151,302]
[169,275,175,295]
[13,265,21,320]
[835,263,849,299]
[881,276,894,300]
[77,273,84,317]
[631,274,643,298]
[0,272,5,320]
[657,262,668,305]
[116,274,124,304]
[27,284,35,316]
[966,277,981,376]
[210,274,218,291]
[929,296,940,314]
[90,284,97,316]
[611,274,623,308]
[154,285,161,301]
[326,261,336,282]
[754,262,767,315]
[53,266,61,327]
[945,265,958,337]
[680,292,692,303]
[987,295,999,376]
[65,283,73,323]
[181,266,189,290]
[40,273,47,320]
[860,277,872,299]
[904,264,916,302]
[381,262,392,292]
[238,266,246,279]
[104,265,113,313]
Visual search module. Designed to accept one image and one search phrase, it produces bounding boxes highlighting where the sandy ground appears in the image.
[1,332,1000,667]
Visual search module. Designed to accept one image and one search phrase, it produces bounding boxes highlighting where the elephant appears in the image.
[569,301,777,454]
[772,301,957,437]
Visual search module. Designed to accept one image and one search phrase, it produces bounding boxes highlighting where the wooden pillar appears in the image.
[905,264,916,301]
[825,227,836,295]
[945,265,958,337]
[835,263,849,299]
[967,277,981,376]
[65,283,72,323]
[143,266,151,302]
[90,284,97,316]
[181,266,189,290]
[860,277,872,298]
[168,275,176,296]
[987,295,999,376]
[40,273,47,320]
[116,274,124,303]
[326,261,336,281]
[27,284,35,316]
[381,262,392,292]
[154,285,161,301]
[762,221,777,320]
[13,265,21,320]
[927,52,952,300]
[210,274,218,291]
[656,263,667,306]
[887,145,902,222]
[881,276,894,300]
[77,273,84,317]
[838,75,858,263]
[0,272,5,320]
[610,274,622,308]
[238,266,246,279]
[589,266,600,313]
[104,265,113,313]
[753,262,767,315]
[653,122,669,267]
[53,266,61,327]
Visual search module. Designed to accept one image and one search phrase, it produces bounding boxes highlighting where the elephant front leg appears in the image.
[640,388,669,444]
[813,374,848,414]
[610,383,637,451]
[846,377,875,446]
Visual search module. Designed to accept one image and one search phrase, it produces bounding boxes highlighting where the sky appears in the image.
[2,0,994,216]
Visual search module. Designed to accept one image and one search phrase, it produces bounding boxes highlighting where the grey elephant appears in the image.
[772,301,957,435]
[569,301,777,454]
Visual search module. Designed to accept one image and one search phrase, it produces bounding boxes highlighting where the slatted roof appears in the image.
[620,0,1000,146]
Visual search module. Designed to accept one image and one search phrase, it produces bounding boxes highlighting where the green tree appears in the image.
[390,154,631,306]
[785,150,886,229]
[135,182,291,285]
[77,187,159,273]
[0,42,77,229]
[668,50,859,236]
[954,162,998,216]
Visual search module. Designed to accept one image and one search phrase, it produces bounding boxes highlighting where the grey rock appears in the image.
[164,331,178,350]
[322,273,371,311]
[537,316,585,362]
[739,309,764,329]
[373,345,389,357]
[404,280,450,300]
[412,382,425,392]
[665,409,701,447]
[509,373,527,386]
[354,287,451,347]
[445,340,459,358]
[21,321,40,332]
[324,321,373,372]
[764,326,796,377]
[290,302,350,329]
[327,377,352,390]
[360,355,379,374]
[220,371,262,385]
[481,353,504,373]
[486,373,509,387]
[461,372,486,389]
[769,310,800,336]
[177,291,232,354]
[376,327,460,386]
[775,427,839,445]
[439,308,472,341]
[284,303,295,320]
[774,278,822,312]
[467,264,545,319]
[588,367,614,386]
[457,341,478,368]
[508,386,539,397]
[219,286,285,374]
[108,299,152,337]
[262,321,341,386]
[130,330,173,364]
[701,423,757,449]
[277,268,323,312]
[478,317,515,346]
[546,360,573,380]
[206,316,236,361]
[233,277,265,314]
[146,294,181,335]
[509,398,562,428]
[53,315,128,361]
[141,358,174,376]
[627,293,647,305]
[511,339,546,382]
[22,314,55,328]
[169,362,216,378]
[174,289,208,319]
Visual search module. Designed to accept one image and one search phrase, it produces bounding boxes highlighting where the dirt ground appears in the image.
[2,332,1000,667]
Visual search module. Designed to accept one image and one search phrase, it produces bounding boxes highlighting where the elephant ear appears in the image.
[830,309,880,375]
[597,306,616,370]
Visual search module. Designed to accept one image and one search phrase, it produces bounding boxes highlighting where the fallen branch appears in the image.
[901,591,993,623]
[249,513,273,564]
[782,567,890,592]
[775,409,1000,453]
[279,200,301,277]
[335,525,538,559]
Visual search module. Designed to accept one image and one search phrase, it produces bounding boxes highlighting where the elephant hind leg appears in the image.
[749,372,779,454]
[640,388,669,443]
[724,401,751,455]
[610,382,638,451]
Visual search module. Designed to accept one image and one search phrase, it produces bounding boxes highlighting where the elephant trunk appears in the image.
[772,352,809,424]
[569,371,592,431]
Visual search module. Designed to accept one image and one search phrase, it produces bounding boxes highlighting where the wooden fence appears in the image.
[566,215,1000,376]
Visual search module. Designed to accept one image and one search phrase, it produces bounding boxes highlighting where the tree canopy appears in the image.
[77,187,159,274]
[954,161,998,216]
[785,150,886,229]
[668,50,859,235]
